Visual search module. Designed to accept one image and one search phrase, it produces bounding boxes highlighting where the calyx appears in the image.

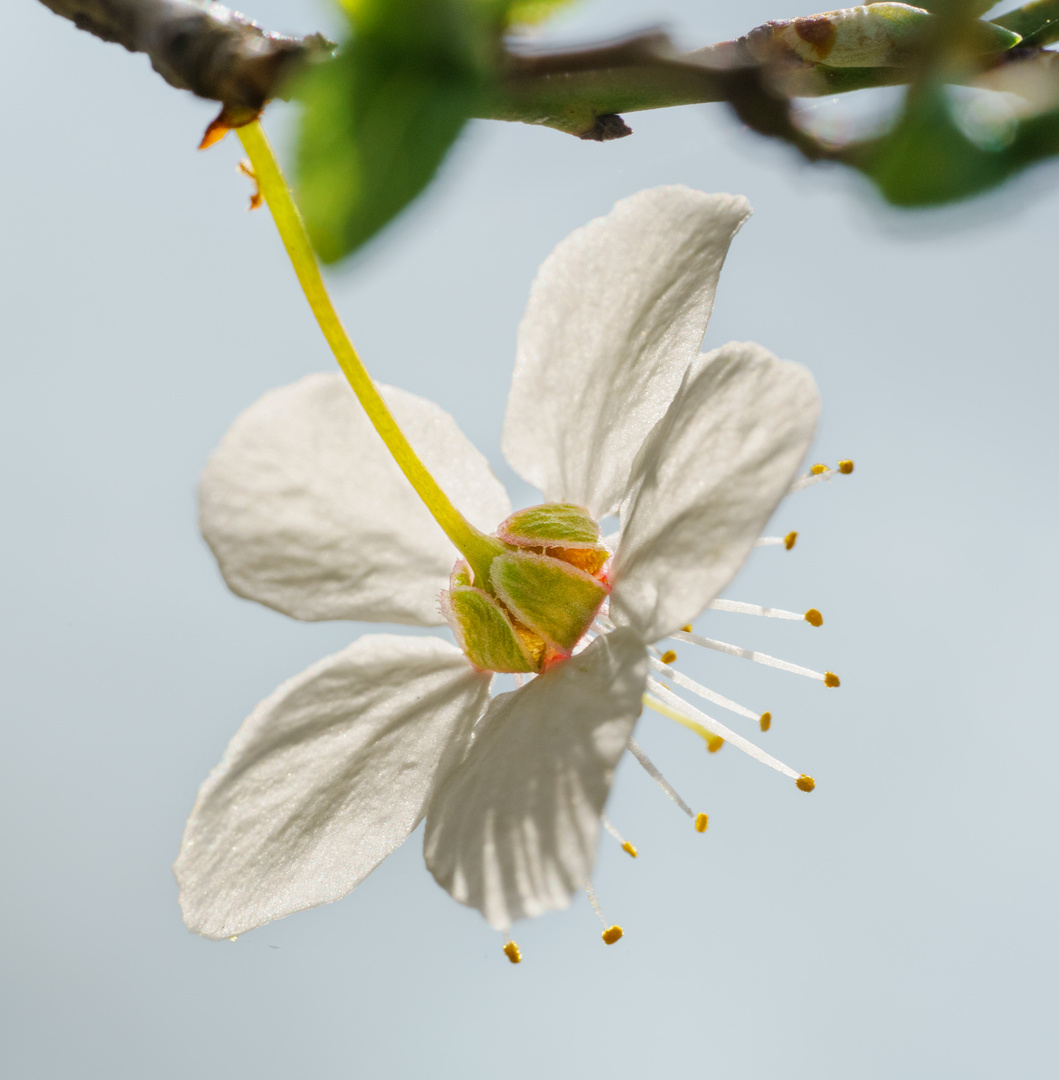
[441,503,611,673]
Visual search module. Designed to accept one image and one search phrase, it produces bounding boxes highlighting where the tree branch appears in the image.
[36,0,330,122]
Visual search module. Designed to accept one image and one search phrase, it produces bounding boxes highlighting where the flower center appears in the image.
[441,503,611,673]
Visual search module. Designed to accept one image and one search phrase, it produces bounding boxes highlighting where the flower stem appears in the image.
[236,119,502,584]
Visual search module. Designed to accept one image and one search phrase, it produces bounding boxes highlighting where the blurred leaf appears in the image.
[992,0,1059,46]
[296,0,500,263]
[914,0,999,15]
[503,0,579,27]
[859,84,1008,203]
[855,81,1059,205]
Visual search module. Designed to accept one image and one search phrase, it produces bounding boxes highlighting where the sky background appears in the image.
[3,1,1057,1077]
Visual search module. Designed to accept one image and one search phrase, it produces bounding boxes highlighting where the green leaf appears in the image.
[859,83,1012,205]
[295,0,498,263]
[503,0,579,27]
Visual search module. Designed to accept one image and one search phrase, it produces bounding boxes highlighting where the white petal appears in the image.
[200,373,511,625]
[423,628,647,929]
[502,186,751,517]
[175,635,490,939]
[609,343,820,642]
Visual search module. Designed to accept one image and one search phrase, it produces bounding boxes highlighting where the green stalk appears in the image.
[236,120,503,586]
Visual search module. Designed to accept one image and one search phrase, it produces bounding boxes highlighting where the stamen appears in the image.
[695,812,709,832]
[646,679,809,788]
[789,459,854,493]
[585,881,605,922]
[626,737,698,822]
[669,629,840,687]
[601,814,638,857]
[759,711,772,732]
[681,625,693,633]
[648,651,765,725]
[503,939,522,964]
[585,883,624,945]
[754,531,798,549]
[707,599,824,627]
[660,649,678,665]
[644,691,725,752]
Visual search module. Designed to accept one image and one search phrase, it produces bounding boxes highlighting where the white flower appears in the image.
[175,186,826,944]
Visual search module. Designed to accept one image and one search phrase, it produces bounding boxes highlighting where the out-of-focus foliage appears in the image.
[296,0,503,263]
[850,79,1059,204]
[296,0,576,263]
[292,0,1059,262]
[503,0,578,27]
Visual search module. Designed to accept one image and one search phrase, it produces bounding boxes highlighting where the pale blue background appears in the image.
[2,1,1056,1077]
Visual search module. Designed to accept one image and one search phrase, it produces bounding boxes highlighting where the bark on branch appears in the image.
[37,0,330,121]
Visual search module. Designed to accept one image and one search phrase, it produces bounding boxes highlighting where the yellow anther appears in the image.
[228,936,238,942]
[503,940,522,964]
[706,734,724,753]
[796,775,816,793]
[838,459,854,474]
[824,671,840,688]
[621,841,638,858]
[660,649,677,665]
[681,624,693,633]
[601,925,624,945]
[695,812,709,832]
[759,711,772,732]
[804,608,823,627]
[810,463,829,475]
[784,531,798,550]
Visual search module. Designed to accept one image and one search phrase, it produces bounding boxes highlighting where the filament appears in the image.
[601,814,638,857]
[669,629,838,686]
[755,531,798,550]
[626,737,694,820]
[648,650,763,725]
[707,599,822,626]
[646,678,803,782]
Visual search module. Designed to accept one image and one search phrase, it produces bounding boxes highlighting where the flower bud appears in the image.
[745,4,1019,69]
[441,503,611,673]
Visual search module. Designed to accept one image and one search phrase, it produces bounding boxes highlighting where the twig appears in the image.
[36,0,331,123]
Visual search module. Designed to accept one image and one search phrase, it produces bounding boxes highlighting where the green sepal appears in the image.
[490,552,608,653]
[450,560,473,588]
[496,503,605,549]
[442,586,537,673]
